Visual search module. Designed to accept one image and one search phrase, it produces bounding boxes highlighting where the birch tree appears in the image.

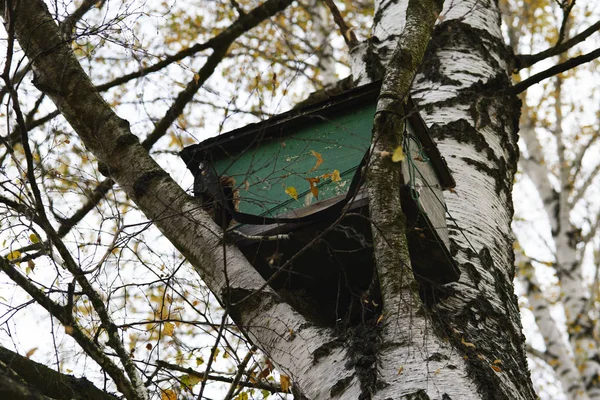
[502,1,600,399]
[0,0,599,399]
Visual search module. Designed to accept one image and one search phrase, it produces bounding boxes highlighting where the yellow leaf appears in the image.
[376,314,384,325]
[193,73,200,84]
[163,322,175,336]
[331,169,341,182]
[180,374,202,388]
[161,389,177,400]
[392,146,405,162]
[236,393,249,400]
[29,233,40,244]
[285,186,298,200]
[310,150,323,171]
[306,177,320,199]
[491,364,502,372]
[26,347,38,358]
[397,366,403,375]
[64,325,74,335]
[27,259,35,272]
[6,250,21,261]
[461,337,476,349]
[280,375,290,392]
[196,357,204,366]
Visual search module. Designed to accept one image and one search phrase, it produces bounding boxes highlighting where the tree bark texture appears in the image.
[349,0,538,398]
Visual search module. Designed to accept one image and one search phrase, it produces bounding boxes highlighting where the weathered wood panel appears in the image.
[401,122,451,249]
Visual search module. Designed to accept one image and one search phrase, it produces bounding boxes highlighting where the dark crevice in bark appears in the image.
[313,338,345,364]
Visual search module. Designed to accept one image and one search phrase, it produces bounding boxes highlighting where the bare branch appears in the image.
[511,46,600,94]
[155,360,282,393]
[0,345,118,400]
[514,20,600,70]
[570,162,600,208]
[224,346,257,400]
[61,0,106,37]
[322,0,359,49]
[571,131,599,181]
[0,257,139,400]
[556,0,575,46]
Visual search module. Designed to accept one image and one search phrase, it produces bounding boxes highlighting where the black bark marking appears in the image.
[132,170,169,198]
[420,55,462,86]
[330,376,354,397]
[405,389,431,399]
[313,338,345,364]
[363,38,386,82]
[115,133,138,148]
[97,161,112,178]
[345,324,381,399]
[426,352,449,362]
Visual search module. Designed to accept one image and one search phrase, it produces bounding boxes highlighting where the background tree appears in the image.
[501,1,600,399]
[0,0,598,399]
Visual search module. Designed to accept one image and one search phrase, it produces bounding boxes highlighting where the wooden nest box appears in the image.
[181,81,459,323]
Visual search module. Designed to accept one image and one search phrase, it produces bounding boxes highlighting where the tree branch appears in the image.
[155,360,282,393]
[556,0,575,46]
[322,0,358,49]
[514,20,600,70]
[0,346,118,400]
[1,1,351,398]
[511,46,600,94]
[570,162,600,208]
[0,256,141,400]
[571,131,599,181]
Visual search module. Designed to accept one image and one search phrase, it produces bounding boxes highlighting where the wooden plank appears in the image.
[233,189,369,245]
[401,122,451,249]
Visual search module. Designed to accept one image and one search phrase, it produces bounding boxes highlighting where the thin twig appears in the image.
[322,0,359,49]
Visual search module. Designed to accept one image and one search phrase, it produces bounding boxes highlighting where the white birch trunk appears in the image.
[520,97,600,400]
[350,0,537,398]
[517,255,589,400]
